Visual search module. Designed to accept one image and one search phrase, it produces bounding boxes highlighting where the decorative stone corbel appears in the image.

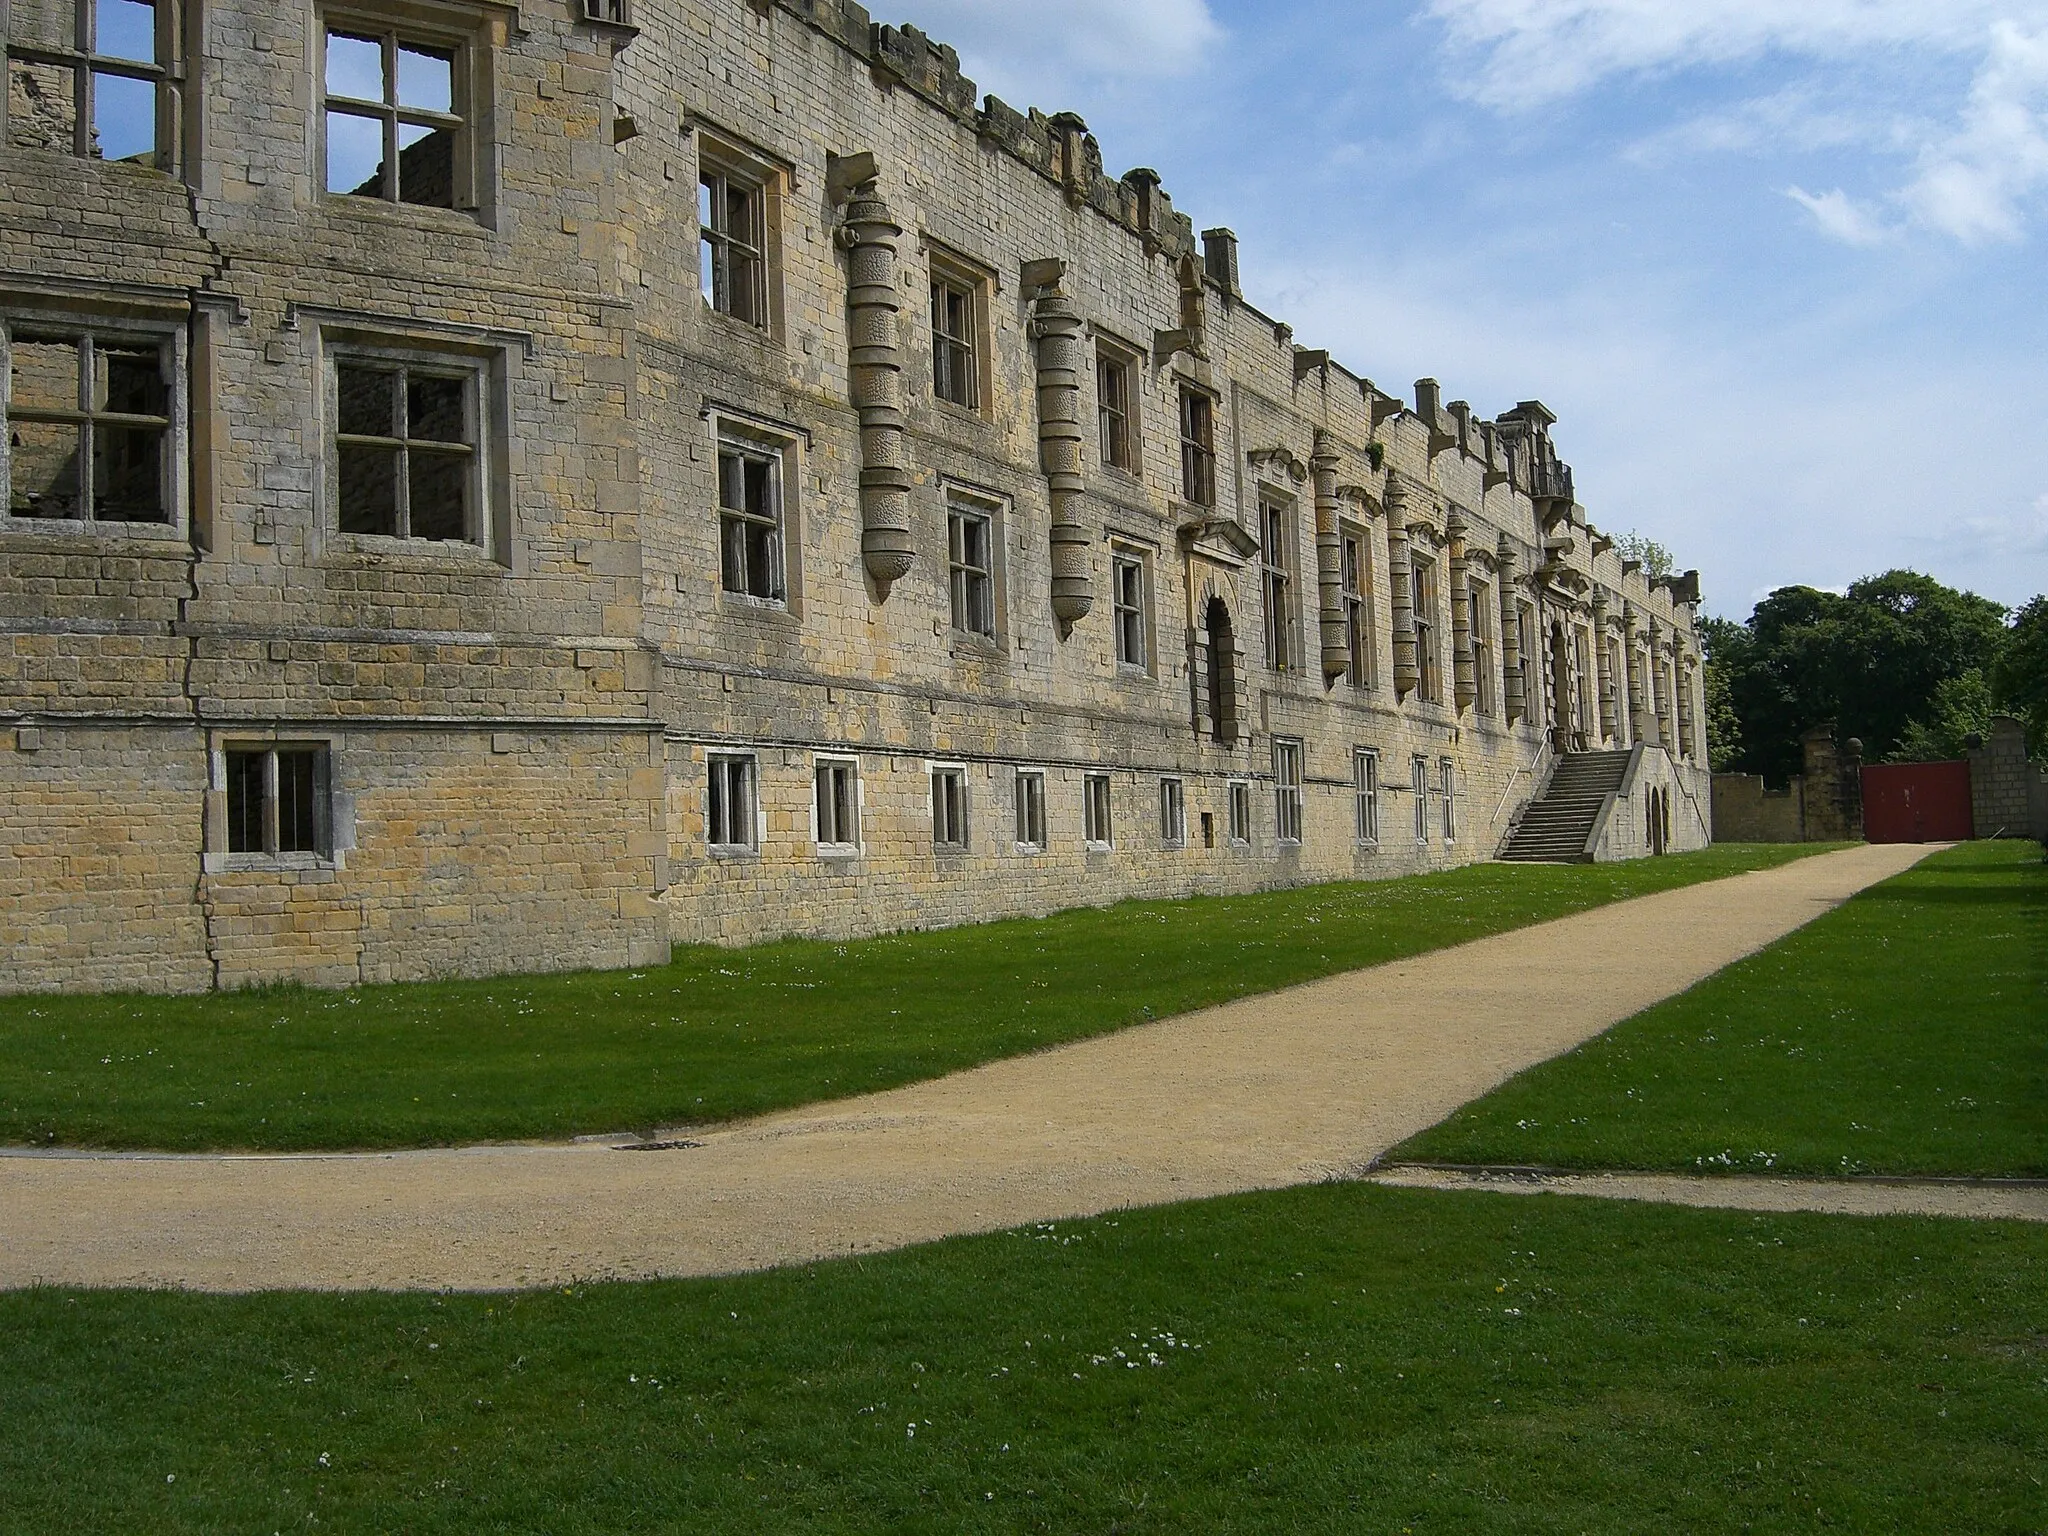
[831,153,913,597]
[1388,477,1418,700]
[1498,536,1526,724]
[1152,252,1209,363]
[1311,430,1348,685]
[1449,511,1475,713]
[1024,258,1092,632]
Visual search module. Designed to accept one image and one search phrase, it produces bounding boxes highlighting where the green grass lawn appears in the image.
[4,1182,2042,1534]
[0,844,1828,1153]
[1397,839,2048,1180]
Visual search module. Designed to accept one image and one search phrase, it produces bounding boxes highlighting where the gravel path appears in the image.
[1367,1165,2048,1221]
[0,843,1936,1293]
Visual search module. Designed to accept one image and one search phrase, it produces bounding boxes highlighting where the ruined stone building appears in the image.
[1,0,1713,993]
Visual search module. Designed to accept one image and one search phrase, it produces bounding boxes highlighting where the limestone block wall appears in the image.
[1712,774,1806,843]
[1967,716,2047,840]
[1591,749,1714,862]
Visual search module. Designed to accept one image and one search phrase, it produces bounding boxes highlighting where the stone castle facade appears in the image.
[1,0,1712,994]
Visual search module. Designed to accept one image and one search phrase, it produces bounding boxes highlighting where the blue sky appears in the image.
[879,0,2048,619]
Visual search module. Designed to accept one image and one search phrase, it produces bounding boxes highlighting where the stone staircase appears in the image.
[1500,750,1634,863]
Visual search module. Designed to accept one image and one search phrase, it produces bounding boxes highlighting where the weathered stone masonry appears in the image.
[1,0,1711,993]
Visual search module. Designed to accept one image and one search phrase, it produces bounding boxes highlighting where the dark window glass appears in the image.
[6,332,169,524]
[1179,388,1214,506]
[225,750,266,855]
[334,362,476,543]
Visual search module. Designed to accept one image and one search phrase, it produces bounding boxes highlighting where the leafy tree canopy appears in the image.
[1994,596,2048,756]
[1612,531,1675,580]
[1707,570,2019,784]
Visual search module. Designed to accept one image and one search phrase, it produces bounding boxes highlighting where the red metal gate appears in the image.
[1860,761,1974,843]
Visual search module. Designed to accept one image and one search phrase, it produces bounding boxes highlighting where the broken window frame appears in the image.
[699,162,768,328]
[813,756,860,855]
[1097,345,1136,472]
[930,763,968,851]
[222,743,333,863]
[929,264,982,411]
[1273,737,1304,846]
[1110,549,1148,672]
[6,0,178,171]
[1082,772,1114,850]
[319,16,470,210]
[1013,768,1047,852]
[328,351,483,547]
[706,752,758,854]
[1178,385,1215,507]
[3,322,178,528]
[716,436,786,603]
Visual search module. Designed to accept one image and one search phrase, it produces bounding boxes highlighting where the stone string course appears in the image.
[1,0,1711,993]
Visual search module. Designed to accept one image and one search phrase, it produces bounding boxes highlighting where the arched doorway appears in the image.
[1206,596,1237,746]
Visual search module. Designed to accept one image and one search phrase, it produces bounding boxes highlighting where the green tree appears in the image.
[1711,570,2009,784]
[1698,616,1746,772]
[1892,669,1996,762]
[1993,595,2048,755]
[1613,531,1675,580]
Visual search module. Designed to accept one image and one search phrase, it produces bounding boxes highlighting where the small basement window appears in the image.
[225,745,331,858]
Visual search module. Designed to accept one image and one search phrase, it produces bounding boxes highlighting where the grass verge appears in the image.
[1396,839,2047,1179]
[0,844,1829,1153]
[3,1182,2042,1533]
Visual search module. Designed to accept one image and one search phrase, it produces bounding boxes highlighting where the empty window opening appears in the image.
[1412,754,1430,842]
[1261,500,1292,672]
[1412,556,1441,703]
[930,274,979,409]
[1083,772,1113,848]
[1440,757,1458,842]
[1273,738,1304,845]
[1179,387,1215,506]
[932,766,968,850]
[7,0,170,168]
[699,166,767,326]
[717,440,785,601]
[814,759,860,851]
[1014,769,1046,851]
[948,502,995,638]
[1354,748,1380,845]
[335,362,476,542]
[1098,348,1134,471]
[6,330,169,523]
[1112,553,1147,669]
[1159,777,1186,848]
[707,753,757,852]
[225,745,330,858]
[1205,596,1238,746]
[324,24,463,207]
[1470,578,1496,716]
[1342,528,1372,688]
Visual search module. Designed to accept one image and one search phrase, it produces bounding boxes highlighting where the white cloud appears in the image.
[1424,0,2023,108]
[1899,22,2048,241]
[1785,185,1893,245]
[878,0,1221,103]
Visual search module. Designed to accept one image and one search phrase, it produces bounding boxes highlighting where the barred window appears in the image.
[225,745,331,859]
[5,329,171,524]
[707,753,757,852]
[323,22,466,208]
[717,440,785,602]
[1273,738,1303,845]
[1014,770,1046,851]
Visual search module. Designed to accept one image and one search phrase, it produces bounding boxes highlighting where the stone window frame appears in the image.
[715,432,786,607]
[1013,767,1047,853]
[705,750,760,857]
[1258,493,1298,675]
[1094,336,1140,476]
[1469,573,1496,717]
[1082,771,1114,851]
[1226,778,1252,847]
[1440,756,1458,843]
[929,761,970,853]
[203,731,352,874]
[924,241,993,418]
[1272,736,1304,846]
[1340,518,1374,690]
[694,130,788,338]
[1158,776,1186,850]
[5,0,185,173]
[1177,382,1216,509]
[705,405,805,617]
[811,753,862,859]
[1108,539,1155,676]
[944,488,1000,643]
[316,2,495,218]
[1411,549,1443,704]
[1354,746,1381,847]
[1411,753,1431,843]
[579,0,632,23]
[320,330,507,561]
[0,308,189,540]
